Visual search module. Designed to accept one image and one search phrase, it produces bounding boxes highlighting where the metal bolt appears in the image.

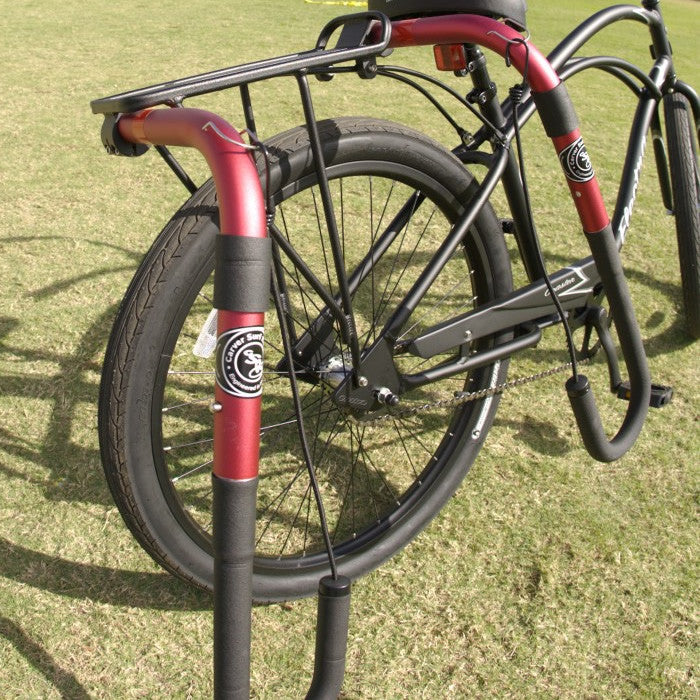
[209,401,223,413]
[464,330,472,341]
[357,376,369,387]
[375,387,400,406]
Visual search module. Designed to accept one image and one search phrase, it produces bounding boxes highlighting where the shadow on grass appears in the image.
[493,414,571,457]
[0,536,210,611]
[0,235,146,507]
[0,238,210,612]
[0,616,91,699]
[0,240,689,506]
[0,303,120,505]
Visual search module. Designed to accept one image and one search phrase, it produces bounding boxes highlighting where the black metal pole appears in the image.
[213,474,259,699]
[306,576,352,700]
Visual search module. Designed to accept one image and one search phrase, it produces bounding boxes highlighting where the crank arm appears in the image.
[580,306,674,409]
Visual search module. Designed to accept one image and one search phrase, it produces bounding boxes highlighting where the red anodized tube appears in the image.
[118,107,267,481]
[389,15,610,234]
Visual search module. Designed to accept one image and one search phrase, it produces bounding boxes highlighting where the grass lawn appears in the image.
[0,0,697,697]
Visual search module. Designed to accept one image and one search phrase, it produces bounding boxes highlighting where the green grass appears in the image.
[0,0,698,697]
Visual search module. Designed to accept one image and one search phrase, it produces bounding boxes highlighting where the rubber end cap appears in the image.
[318,575,351,598]
[566,375,590,399]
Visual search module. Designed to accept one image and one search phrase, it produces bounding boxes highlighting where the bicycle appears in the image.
[91,1,697,695]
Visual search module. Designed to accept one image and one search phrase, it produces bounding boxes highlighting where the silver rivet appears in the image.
[209,402,223,413]
[357,376,369,387]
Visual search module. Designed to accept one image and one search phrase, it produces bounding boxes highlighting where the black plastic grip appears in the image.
[305,575,352,700]
[212,474,258,699]
[214,235,272,313]
[567,226,650,462]
[533,82,579,138]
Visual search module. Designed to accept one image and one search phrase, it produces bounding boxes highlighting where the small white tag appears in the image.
[193,308,218,358]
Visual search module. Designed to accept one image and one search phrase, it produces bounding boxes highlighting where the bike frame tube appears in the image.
[491,4,669,139]
[384,142,511,338]
[511,59,673,248]
[435,10,679,293]
[365,13,675,298]
[547,4,664,75]
[283,12,655,364]
[375,15,611,345]
[614,94,667,243]
[118,107,267,481]
[386,14,650,462]
[389,15,557,91]
[388,15,609,233]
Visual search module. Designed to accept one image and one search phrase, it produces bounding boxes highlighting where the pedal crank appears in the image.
[580,305,673,409]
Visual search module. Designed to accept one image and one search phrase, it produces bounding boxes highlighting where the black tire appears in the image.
[664,92,700,338]
[99,117,513,601]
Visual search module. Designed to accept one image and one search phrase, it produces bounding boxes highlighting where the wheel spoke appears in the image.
[171,459,214,483]
[164,437,213,452]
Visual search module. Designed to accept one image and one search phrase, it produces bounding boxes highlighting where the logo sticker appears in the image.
[559,137,594,183]
[544,266,593,298]
[216,326,264,398]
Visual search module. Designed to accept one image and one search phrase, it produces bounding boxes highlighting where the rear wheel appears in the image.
[664,92,700,338]
[98,117,513,600]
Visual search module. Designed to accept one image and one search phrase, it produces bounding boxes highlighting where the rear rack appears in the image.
[90,12,391,115]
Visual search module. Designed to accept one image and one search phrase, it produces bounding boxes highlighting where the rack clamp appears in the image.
[314,12,389,81]
[100,114,149,157]
[315,11,390,53]
[466,81,498,106]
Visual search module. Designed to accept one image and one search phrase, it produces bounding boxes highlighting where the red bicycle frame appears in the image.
[119,107,268,480]
[388,14,649,464]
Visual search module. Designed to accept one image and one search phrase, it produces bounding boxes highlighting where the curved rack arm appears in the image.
[389,13,651,461]
[113,105,355,699]
[118,108,268,698]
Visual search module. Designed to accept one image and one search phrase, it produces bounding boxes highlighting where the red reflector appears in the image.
[433,44,467,71]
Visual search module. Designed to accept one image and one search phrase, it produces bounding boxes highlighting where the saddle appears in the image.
[367,0,527,31]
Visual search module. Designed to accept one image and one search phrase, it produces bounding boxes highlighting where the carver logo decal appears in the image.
[216,326,264,398]
[559,137,594,183]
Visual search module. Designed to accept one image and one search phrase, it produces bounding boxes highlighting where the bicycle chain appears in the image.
[358,358,590,424]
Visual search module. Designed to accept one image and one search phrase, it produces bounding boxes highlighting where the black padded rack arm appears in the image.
[90,12,391,115]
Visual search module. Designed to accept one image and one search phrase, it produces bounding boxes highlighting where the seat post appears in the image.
[464,44,546,282]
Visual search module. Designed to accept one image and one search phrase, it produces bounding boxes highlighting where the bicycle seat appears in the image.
[367,0,527,31]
